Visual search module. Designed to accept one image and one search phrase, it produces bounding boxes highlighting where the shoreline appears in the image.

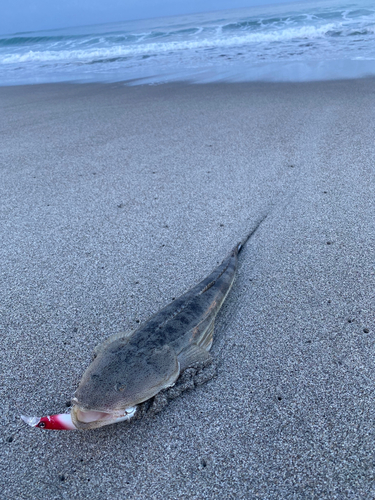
[0,71,375,89]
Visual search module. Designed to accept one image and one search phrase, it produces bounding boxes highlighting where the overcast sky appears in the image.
[1,0,298,35]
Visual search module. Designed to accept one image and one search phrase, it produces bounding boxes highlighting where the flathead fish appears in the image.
[22,217,265,430]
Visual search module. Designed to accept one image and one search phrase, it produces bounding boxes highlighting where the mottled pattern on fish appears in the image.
[69,217,266,429]
[71,248,236,426]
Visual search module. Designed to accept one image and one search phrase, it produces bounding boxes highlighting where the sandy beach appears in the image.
[1,79,375,499]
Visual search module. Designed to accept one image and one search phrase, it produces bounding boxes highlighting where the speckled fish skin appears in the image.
[72,218,265,429]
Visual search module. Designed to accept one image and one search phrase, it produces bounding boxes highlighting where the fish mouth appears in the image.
[71,403,137,430]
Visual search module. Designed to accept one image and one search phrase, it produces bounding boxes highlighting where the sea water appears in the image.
[0,0,374,86]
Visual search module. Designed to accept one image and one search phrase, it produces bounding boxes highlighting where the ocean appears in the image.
[0,0,374,86]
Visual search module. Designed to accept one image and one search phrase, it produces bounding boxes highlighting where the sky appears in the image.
[1,0,297,35]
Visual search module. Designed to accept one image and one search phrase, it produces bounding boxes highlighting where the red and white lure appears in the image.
[21,413,77,430]
[20,407,137,430]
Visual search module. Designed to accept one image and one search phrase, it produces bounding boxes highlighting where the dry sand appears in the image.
[1,79,375,499]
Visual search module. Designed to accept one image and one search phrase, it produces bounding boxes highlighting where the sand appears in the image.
[1,79,375,499]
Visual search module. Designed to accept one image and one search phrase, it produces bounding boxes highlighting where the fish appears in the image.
[21,216,265,430]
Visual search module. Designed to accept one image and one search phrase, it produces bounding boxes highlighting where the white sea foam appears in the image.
[0,23,344,64]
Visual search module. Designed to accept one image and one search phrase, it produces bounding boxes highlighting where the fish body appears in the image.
[22,217,265,430]
[71,242,240,429]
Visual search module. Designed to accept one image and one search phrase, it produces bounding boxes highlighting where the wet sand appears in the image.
[1,79,375,499]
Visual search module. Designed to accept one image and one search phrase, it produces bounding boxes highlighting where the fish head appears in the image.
[71,340,180,429]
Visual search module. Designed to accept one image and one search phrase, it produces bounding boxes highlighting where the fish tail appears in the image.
[237,214,267,253]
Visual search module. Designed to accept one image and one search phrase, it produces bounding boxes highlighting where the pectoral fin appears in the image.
[177,344,212,372]
[148,344,180,388]
[199,319,215,351]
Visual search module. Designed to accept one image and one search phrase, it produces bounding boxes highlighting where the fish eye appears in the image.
[37,421,46,428]
[115,383,126,392]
